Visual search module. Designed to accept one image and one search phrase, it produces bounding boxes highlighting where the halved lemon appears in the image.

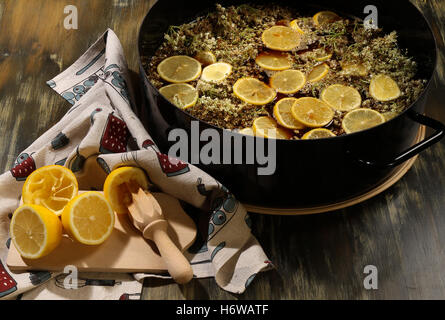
[291,97,334,128]
[157,55,202,83]
[273,98,305,130]
[201,62,232,82]
[62,191,115,245]
[194,51,216,66]
[104,166,150,214]
[253,116,293,140]
[159,83,198,109]
[313,11,341,26]
[233,77,277,105]
[239,128,255,136]
[22,165,78,216]
[321,84,362,111]
[255,51,292,71]
[302,128,336,139]
[270,70,306,94]
[289,19,305,34]
[307,63,329,82]
[342,108,386,134]
[10,204,62,259]
[262,26,301,51]
[369,74,401,101]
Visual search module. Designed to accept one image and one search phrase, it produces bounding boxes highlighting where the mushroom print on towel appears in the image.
[10,153,36,181]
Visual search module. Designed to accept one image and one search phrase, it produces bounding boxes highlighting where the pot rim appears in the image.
[136,1,439,143]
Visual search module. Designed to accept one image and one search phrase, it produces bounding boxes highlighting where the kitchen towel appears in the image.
[0,29,271,300]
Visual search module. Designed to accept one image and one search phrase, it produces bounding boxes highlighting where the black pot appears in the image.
[137,0,445,208]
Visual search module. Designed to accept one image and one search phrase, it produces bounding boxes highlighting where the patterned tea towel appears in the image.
[0,29,271,300]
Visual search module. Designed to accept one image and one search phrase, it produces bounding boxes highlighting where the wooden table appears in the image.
[0,0,444,300]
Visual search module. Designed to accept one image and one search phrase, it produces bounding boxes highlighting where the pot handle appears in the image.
[353,111,445,169]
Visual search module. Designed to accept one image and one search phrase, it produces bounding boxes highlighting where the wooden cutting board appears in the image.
[6,192,197,273]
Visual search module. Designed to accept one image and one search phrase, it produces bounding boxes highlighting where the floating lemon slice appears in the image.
[369,74,401,101]
[273,98,305,130]
[201,62,232,82]
[157,55,202,83]
[307,63,329,82]
[270,70,306,94]
[342,108,386,134]
[321,84,362,111]
[10,204,62,259]
[194,51,216,66]
[104,166,150,214]
[255,51,292,71]
[233,77,277,105]
[289,19,305,34]
[159,83,199,109]
[302,128,336,139]
[62,191,115,245]
[22,165,78,216]
[314,48,333,62]
[313,11,341,26]
[262,26,301,51]
[238,128,255,136]
[253,116,293,139]
[291,97,334,128]
[341,62,368,76]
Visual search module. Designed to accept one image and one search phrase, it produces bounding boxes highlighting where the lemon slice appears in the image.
[314,48,333,62]
[262,26,301,51]
[253,116,293,139]
[62,191,115,245]
[369,74,401,101]
[321,84,362,111]
[302,128,336,139]
[159,83,198,109]
[270,70,306,94]
[22,165,78,216]
[307,63,329,82]
[341,62,368,76]
[233,77,277,105]
[273,98,305,130]
[104,166,150,214]
[255,51,292,71]
[201,62,232,82]
[291,97,334,128]
[289,19,305,34]
[157,55,202,83]
[194,51,216,66]
[239,128,255,136]
[313,11,341,26]
[10,204,62,259]
[342,108,386,134]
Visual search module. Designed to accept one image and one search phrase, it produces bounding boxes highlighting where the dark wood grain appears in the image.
[0,0,444,300]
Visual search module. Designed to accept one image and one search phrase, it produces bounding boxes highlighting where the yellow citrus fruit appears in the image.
[194,51,216,66]
[341,62,368,76]
[313,11,341,26]
[201,62,232,82]
[307,63,329,82]
[157,55,202,83]
[342,108,386,134]
[369,74,401,101]
[291,97,335,128]
[62,191,115,245]
[302,128,336,139]
[22,165,78,216]
[314,48,333,62]
[261,26,301,51]
[10,204,62,259]
[273,98,305,130]
[289,19,305,34]
[270,70,306,94]
[104,166,149,215]
[239,128,255,136]
[159,83,198,109]
[255,51,292,71]
[253,116,293,140]
[321,84,362,111]
[233,77,277,105]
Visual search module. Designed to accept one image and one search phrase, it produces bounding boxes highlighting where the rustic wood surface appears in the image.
[0,0,444,300]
